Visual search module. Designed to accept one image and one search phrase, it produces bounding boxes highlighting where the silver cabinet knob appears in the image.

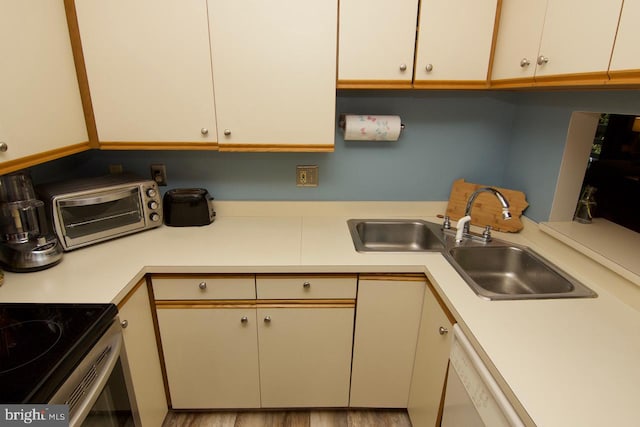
[439,326,448,335]
[121,320,129,329]
[0,142,7,152]
[264,316,271,323]
[241,316,248,323]
[537,55,549,65]
[425,63,434,72]
[198,281,207,290]
[201,128,209,135]
[520,58,531,68]
[223,129,231,136]
[303,281,311,289]
[399,63,407,72]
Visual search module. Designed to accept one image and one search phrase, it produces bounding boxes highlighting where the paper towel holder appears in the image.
[338,114,405,136]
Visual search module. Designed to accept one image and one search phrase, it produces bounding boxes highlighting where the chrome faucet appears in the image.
[455,187,512,243]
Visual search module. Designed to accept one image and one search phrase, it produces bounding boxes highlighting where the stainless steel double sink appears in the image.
[347,219,597,301]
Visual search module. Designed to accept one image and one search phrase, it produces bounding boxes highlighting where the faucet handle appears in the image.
[443,215,451,229]
[482,225,492,242]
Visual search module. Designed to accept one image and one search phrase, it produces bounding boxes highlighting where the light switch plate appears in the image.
[296,165,318,187]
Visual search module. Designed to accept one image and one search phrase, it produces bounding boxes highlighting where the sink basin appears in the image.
[347,219,445,252]
[447,245,597,300]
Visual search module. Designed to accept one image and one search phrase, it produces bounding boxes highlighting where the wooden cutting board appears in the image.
[445,179,529,232]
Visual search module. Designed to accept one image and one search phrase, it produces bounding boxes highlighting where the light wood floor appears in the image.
[162,409,412,427]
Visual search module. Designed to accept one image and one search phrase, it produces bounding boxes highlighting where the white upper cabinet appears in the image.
[0,0,87,170]
[534,0,622,82]
[609,0,640,81]
[491,0,548,83]
[338,0,419,88]
[75,0,217,145]
[208,0,337,151]
[414,0,498,87]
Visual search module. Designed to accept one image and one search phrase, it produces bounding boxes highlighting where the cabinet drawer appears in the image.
[256,275,357,300]
[152,275,255,300]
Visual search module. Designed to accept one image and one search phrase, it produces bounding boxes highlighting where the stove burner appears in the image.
[0,320,62,374]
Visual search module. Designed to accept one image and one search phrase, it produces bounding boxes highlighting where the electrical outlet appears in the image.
[150,164,168,186]
[108,164,123,174]
[296,165,318,187]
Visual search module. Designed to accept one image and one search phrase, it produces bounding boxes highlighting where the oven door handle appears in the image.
[58,188,137,207]
[66,327,124,427]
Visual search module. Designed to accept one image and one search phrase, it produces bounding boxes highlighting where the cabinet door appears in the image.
[257,307,354,407]
[408,283,455,427]
[491,0,548,83]
[156,307,260,409]
[75,0,217,145]
[414,0,498,87]
[609,0,640,81]
[534,0,622,82]
[350,277,425,407]
[118,282,167,427]
[338,0,419,88]
[208,0,337,151]
[0,0,87,168]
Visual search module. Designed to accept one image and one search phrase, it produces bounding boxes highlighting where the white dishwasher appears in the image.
[441,325,526,427]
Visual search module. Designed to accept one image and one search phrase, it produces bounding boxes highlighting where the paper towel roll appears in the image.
[343,115,402,141]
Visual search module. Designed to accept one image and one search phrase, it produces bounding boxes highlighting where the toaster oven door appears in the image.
[55,187,146,250]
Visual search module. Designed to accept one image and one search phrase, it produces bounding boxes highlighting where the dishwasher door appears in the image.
[441,325,525,427]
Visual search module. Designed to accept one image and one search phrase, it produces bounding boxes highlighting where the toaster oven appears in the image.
[37,174,162,251]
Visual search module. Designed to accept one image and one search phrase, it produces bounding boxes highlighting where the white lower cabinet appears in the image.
[257,307,354,408]
[118,280,167,426]
[153,274,355,409]
[350,275,426,407]
[151,272,452,413]
[156,307,261,409]
[408,281,456,427]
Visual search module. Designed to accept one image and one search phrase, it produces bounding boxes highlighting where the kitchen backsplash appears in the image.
[29,90,640,222]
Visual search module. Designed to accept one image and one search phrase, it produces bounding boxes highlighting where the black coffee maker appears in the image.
[0,171,63,272]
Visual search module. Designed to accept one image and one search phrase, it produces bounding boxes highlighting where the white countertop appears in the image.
[1,201,639,427]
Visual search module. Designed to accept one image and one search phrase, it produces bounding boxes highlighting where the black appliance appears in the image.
[0,303,117,404]
[163,188,215,227]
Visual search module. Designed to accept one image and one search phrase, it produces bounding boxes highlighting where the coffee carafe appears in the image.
[0,171,63,272]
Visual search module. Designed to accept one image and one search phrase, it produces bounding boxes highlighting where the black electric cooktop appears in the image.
[0,303,117,403]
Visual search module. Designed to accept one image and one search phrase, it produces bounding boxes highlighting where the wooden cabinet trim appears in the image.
[63,0,98,148]
[358,273,427,282]
[607,69,640,85]
[100,142,219,150]
[257,274,357,279]
[151,273,254,280]
[485,0,504,82]
[489,77,537,89]
[218,144,334,153]
[427,280,456,325]
[534,71,609,86]
[337,80,414,90]
[0,142,92,176]
[412,80,491,89]
[117,276,147,309]
[155,300,355,309]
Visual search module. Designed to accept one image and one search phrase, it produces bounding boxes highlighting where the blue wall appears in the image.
[32,91,517,201]
[29,90,640,222]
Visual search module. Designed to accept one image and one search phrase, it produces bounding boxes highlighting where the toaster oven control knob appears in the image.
[146,188,157,198]
[148,201,159,210]
[150,213,160,222]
